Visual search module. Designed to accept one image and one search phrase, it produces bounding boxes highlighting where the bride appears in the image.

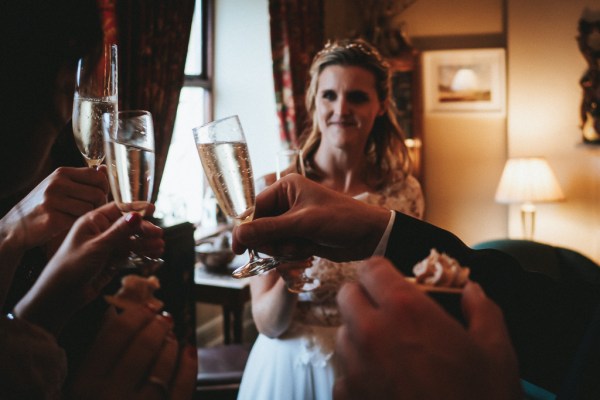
[237,38,425,400]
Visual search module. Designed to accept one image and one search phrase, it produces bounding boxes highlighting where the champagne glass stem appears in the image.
[231,249,279,279]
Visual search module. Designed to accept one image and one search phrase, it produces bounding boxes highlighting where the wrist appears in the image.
[13,283,74,337]
[0,229,27,307]
[0,227,26,260]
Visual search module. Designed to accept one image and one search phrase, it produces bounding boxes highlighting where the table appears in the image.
[193,254,251,344]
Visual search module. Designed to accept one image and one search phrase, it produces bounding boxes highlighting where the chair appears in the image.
[153,220,197,346]
[472,239,600,398]
[195,343,251,400]
[472,239,600,283]
[153,220,252,399]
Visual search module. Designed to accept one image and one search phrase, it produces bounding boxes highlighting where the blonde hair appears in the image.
[300,38,411,189]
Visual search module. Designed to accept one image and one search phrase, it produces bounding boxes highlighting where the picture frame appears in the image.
[422,48,506,114]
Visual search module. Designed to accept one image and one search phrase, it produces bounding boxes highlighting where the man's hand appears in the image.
[333,257,522,400]
[232,174,391,262]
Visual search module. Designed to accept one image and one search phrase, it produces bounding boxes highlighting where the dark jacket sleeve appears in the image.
[385,211,600,394]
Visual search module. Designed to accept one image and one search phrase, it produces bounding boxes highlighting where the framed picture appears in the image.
[422,48,506,114]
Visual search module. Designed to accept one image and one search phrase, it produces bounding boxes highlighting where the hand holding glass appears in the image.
[103,110,163,272]
[193,115,278,279]
[73,43,118,168]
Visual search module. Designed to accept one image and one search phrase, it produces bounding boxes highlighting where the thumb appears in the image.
[94,212,143,250]
[462,282,507,342]
[232,215,316,260]
[462,282,522,400]
[232,216,283,252]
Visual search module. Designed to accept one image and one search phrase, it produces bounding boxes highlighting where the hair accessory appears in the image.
[315,39,390,68]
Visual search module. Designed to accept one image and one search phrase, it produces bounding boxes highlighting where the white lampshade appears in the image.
[495,157,565,204]
[450,68,479,92]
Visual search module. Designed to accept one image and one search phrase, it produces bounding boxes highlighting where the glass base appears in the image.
[127,254,164,276]
[231,257,278,279]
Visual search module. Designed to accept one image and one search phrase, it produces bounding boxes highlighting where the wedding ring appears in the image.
[147,375,169,397]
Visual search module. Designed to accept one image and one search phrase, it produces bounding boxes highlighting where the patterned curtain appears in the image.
[97,0,118,44]
[116,0,195,201]
[269,0,324,147]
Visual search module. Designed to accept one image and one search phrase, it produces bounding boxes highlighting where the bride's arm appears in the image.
[248,172,303,338]
[249,268,298,338]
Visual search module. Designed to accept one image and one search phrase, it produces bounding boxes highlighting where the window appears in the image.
[156,0,212,227]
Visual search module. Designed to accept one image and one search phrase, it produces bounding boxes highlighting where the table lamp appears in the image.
[495,157,565,240]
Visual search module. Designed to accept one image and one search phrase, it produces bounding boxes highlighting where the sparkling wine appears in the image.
[105,139,155,216]
[196,141,255,224]
[73,95,117,167]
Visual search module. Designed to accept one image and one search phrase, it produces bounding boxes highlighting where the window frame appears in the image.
[184,0,213,120]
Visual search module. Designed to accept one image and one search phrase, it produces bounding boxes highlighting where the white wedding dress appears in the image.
[237,175,424,400]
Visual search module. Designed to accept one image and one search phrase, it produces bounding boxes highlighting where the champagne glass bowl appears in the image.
[73,43,118,168]
[103,110,164,273]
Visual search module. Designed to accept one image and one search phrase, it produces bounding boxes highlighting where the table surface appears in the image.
[194,253,251,289]
[193,253,251,345]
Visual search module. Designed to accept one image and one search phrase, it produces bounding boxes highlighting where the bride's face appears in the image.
[315,65,384,152]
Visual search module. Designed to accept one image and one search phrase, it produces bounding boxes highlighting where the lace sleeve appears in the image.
[377,175,425,219]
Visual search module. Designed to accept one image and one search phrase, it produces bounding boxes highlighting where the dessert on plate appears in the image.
[104,274,164,311]
[407,249,470,294]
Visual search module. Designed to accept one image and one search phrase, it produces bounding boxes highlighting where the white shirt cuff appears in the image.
[373,210,395,256]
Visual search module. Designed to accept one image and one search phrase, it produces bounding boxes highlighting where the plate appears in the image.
[405,277,463,294]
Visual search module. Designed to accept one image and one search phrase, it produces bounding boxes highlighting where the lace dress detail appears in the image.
[237,175,424,400]
[294,174,424,327]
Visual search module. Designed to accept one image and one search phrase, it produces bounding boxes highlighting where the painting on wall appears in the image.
[422,48,506,114]
[578,18,600,144]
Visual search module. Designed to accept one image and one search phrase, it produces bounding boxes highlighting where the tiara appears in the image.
[315,40,390,68]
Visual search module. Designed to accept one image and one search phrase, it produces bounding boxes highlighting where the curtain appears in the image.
[269,0,324,147]
[116,0,195,201]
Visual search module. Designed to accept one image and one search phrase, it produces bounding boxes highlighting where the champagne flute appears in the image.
[275,149,320,292]
[192,115,278,279]
[73,43,118,168]
[103,110,164,273]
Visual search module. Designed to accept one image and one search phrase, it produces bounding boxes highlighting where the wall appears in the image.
[211,0,600,263]
[325,0,508,245]
[508,0,600,261]
[213,0,280,178]
[406,0,508,245]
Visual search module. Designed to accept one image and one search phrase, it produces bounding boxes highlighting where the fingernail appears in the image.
[159,311,174,326]
[145,302,161,313]
[125,213,136,223]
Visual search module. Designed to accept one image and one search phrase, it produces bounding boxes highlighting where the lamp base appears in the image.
[520,202,536,240]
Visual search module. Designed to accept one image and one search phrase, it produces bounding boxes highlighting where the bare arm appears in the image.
[249,270,298,338]
[0,230,26,309]
[249,172,302,337]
